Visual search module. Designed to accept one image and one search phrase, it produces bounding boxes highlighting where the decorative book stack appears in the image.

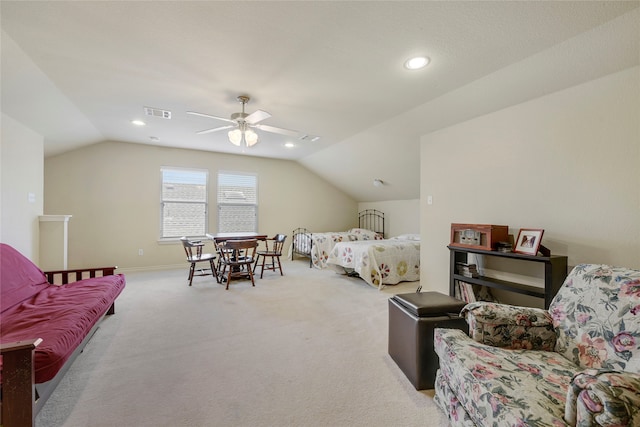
[456,262,479,278]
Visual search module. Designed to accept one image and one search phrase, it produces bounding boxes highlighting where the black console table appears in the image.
[448,245,568,309]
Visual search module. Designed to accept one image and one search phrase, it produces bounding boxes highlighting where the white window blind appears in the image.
[217,172,257,233]
[161,167,208,238]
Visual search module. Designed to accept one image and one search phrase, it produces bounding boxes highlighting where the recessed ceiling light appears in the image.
[284,142,296,148]
[131,120,146,126]
[404,56,430,70]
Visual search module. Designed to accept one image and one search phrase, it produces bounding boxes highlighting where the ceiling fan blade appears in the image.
[254,124,299,137]
[298,134,321,142]
[196,125,235,135]
[245,109,271,125]
[187,111,236,124]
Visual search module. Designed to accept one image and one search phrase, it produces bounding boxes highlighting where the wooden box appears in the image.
[450,223,509,251]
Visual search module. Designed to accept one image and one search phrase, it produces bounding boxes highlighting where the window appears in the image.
[160,167,208,238]
[217,171,257,233]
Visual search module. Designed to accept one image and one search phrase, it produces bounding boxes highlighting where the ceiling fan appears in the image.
[187,95,300,147]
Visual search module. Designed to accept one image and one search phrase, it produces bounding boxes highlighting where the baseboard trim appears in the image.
[116,264,183,274]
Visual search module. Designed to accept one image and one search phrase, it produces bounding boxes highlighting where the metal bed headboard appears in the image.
[358,209,385,238]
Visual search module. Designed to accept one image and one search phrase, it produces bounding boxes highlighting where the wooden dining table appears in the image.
[206,232,268,243]
[205,233,268,281]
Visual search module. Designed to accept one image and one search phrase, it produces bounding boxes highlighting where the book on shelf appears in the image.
[454,280,499,304]
[456,262,479,278]
[455,280,476,303]
[454,282,462,301]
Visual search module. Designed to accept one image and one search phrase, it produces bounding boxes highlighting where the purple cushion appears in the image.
[1,273,126,382]
[0,243,49,312]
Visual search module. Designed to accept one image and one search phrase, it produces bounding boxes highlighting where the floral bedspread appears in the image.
[326,237,420,289]
[309,228,383,269]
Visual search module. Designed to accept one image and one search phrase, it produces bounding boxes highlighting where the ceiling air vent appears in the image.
[144,107,171,119]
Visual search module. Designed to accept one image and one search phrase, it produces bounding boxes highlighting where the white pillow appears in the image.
[391,234,420,241]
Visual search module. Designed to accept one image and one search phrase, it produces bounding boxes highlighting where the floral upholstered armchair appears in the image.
[434,264,640,426]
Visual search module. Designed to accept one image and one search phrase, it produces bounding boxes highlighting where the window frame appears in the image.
[217,171,258,233]
[159,166,209,241]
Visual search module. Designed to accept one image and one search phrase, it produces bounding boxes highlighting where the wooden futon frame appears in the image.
[0,266,117,427]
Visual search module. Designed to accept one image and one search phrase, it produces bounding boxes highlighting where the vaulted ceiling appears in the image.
[2,1,638,202]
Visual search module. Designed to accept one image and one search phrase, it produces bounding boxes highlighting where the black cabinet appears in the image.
[448,245,568,309]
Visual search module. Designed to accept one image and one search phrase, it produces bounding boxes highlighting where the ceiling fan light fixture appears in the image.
[228,129,242,146]
[228,127,259,147]
[189,94,302,149]
[244,129,259,147]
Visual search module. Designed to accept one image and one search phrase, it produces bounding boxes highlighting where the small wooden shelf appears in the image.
[452,274,546,299]
[448,245,568,309]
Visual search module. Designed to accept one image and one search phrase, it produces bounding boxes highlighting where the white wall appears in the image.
[358,199,419,238]
[420,67,640,297]
[1,113,44,260]
[44,141,357,270]
[300,8,639,205]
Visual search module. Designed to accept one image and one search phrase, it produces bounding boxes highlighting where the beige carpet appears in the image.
[35,259,449,427]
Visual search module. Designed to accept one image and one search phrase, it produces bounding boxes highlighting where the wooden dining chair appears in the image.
[218,239,258,290]
[180,237,219,286]
[207,233,229,273]
[253,234,287,278]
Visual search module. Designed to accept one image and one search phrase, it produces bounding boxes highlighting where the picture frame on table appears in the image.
[513,228,544,255]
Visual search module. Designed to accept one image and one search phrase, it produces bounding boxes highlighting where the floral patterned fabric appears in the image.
[325,238,420,289]
[435,328,576,426]
[434,370,477,427]
[565,370,640,426]
[309,229,383,269]
[434,264,640,427]
[550,264,640,372]
[463,302,557,351]
[309,232,352,269]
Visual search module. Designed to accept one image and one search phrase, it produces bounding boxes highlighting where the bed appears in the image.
[326,234,421,289]
[291,209,385,269]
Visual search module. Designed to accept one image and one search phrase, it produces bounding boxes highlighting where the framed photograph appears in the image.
[514,229,544,255]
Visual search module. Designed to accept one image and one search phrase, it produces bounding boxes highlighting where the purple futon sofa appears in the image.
[0,243,126,426]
